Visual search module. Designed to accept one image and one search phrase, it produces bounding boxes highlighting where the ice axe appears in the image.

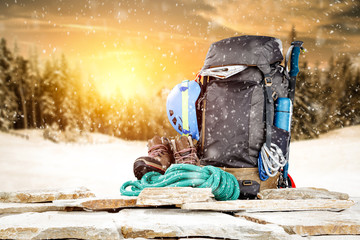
[281,40,305,187]
[287,41,305,103]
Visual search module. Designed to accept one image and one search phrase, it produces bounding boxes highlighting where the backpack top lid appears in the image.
[201,35,283,71]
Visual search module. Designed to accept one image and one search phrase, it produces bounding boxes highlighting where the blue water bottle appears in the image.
[274,97,292,181]
[274,98,292,132]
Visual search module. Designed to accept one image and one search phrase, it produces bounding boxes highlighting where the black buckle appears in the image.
[264,76,272,86]
[242,180,253,186]
[272,91,278,101]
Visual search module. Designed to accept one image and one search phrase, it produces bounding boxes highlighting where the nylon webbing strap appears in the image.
[181,81,189,135]
[264,75,274,148]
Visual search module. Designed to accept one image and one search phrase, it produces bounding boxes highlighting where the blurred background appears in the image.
[0,0,359,142]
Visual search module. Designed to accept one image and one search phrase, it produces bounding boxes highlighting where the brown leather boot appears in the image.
[172,136,200,165]
[133,136,174,180]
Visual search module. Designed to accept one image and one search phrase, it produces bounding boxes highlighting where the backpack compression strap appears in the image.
[263,74,274,148]
[258,64,275,149]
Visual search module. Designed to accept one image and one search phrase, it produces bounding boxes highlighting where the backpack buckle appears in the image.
[242,180,253,186]
[272,91,278,101]
[264,76,272,86]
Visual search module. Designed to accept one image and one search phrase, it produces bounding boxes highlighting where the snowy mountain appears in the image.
[0,125,359,197]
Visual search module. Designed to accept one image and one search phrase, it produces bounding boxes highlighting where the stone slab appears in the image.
[236,207,360,236]
[0,186,95,203]
[115,208,294,239]
[258,187,349,200]
[136,187,214,206]
[181,199,355,212]
[0,202,66,214]
[54,196,139,210]
[0,211,120,240]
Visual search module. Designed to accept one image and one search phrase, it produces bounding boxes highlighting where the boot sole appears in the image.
[134,157,165,180]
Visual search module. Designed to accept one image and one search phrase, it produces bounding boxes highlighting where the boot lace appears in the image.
[174,147,199,165]
[148,144,169,158]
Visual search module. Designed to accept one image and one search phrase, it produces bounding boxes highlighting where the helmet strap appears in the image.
[181,80,190,136]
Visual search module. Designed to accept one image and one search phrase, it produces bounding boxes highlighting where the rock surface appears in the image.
[237,207,360,236]
[0,187,95,203]
[54,196,138,210]
[0,211,120,240]
[0,209,293,240]
[0,202,65,214]
[136,187,214,206]
[258,187,349,200]
[181,199,355,212]
[116,208,293,239]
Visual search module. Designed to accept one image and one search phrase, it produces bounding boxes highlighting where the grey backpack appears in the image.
[197,35,291,169]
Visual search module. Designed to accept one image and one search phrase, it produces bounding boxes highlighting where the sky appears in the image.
[0,0,359,98]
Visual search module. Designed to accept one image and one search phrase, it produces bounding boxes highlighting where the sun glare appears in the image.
[86,51,151,100]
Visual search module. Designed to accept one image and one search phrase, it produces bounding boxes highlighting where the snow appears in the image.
[290,125,360,197]
[0,126,359,197]
[0,130,147,197]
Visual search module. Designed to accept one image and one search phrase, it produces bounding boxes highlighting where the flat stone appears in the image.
[0,202,66,214]
[114,208,293,239]
[258,187,349,200]
[0,211,120,240]
[237,207,360,236]
[54,196,139,210]
[181,199,355,212]
[136,187,214,206]
[0,186,95,203]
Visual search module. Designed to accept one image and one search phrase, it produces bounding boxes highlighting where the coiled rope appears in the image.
[120,164,240,201]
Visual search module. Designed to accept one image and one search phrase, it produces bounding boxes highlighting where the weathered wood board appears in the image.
[181,199,355,212]
[136,187,214,206]
[0,186,95,203]
[258,187,349,200]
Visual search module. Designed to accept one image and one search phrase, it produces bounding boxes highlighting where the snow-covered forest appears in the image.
[0,38,175,141]
[0,36,359,142]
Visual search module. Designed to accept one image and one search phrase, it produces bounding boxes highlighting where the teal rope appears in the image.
[120,164,240,201]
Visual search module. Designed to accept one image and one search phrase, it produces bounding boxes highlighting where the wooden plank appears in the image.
[181,199,355,212]
[136,187,214,206]
[258,187,349,200]
[236,208,360,236]
[54,196,139,210]
[0,186,95,203]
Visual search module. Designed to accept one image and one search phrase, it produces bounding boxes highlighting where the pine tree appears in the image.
[39,60,57,128]
[11,55,30,129]
[59,54,79,131]
[340,68,360,126]
[28,47,41,128]
[292,62,319,140]
[0,38,18,130]
[319,54,352,131]
[289,25,297,43]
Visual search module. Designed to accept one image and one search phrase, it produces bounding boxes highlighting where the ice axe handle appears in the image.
[289,41,303,77]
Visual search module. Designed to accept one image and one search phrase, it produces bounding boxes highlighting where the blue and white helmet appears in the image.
[166,80,201,140]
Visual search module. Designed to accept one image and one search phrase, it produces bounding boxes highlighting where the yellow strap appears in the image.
[181,81,189,135]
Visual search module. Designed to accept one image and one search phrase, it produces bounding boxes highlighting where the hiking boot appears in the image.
[171,136,200,165]
[133,136,174,180]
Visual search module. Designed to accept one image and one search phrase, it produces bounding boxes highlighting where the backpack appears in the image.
[196,35,301,197]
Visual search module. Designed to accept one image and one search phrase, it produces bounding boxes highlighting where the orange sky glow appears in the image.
[1,0,359,99]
